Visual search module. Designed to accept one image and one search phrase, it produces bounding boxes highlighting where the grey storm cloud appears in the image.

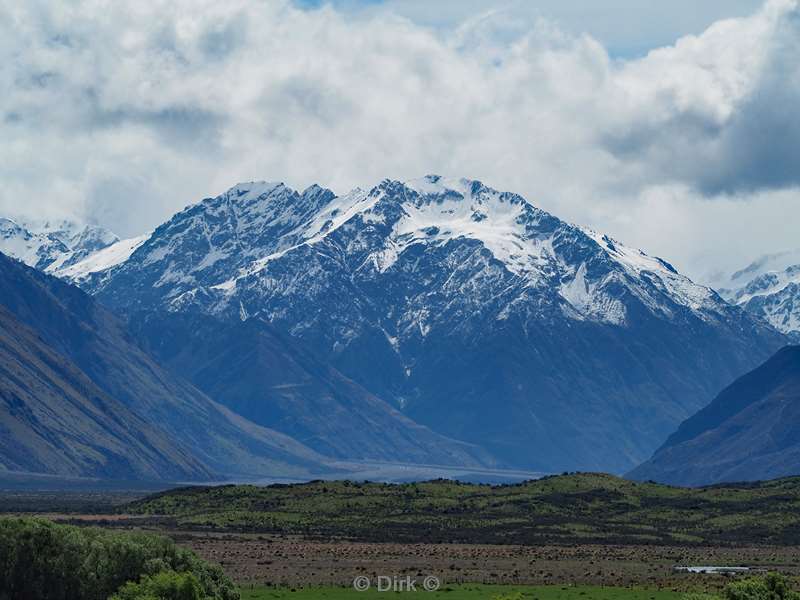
[0,0,798,280]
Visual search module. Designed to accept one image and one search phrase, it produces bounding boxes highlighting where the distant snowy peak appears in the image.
[0,218,70,270]
[0,217,120,273]
[720,253,800,335]
[728,249,800,288]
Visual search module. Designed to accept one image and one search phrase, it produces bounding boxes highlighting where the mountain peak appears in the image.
[403,175,500,205]
[226,180,285,198]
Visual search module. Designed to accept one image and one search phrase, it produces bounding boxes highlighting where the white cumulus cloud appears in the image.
[0,0,798,281]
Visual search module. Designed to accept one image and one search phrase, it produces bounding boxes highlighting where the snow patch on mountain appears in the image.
[559,262,627,325]
[582,229,717,313]
[384,176,553,278]
[59,234,150,282]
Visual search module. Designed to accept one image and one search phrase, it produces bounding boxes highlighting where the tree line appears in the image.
[0,517,239,600]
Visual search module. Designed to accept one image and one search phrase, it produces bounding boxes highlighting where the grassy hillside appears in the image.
[126,473,800,546]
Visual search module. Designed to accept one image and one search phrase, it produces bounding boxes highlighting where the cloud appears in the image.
[0,0,798,280]
[601,0,800,195]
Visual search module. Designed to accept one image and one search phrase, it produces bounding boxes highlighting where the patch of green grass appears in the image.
[238,585,683,600]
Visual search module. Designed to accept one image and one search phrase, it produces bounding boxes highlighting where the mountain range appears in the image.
[2,174,796,482]
[5,175,777,475]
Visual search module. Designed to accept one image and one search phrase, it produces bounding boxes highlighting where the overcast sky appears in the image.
[1,0,798,284]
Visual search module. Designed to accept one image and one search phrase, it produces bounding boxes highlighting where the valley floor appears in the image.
[4,475,800,594]
[178,532,799,590]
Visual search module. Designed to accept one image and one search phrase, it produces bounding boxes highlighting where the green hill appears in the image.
[126,473,800,546]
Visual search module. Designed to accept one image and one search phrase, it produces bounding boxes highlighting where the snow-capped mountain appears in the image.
[0,217,119,273]
[70,176,787,472]
[718,251,800,337]
[80,177,728,322]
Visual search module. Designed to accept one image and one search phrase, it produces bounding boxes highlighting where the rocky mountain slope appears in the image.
[64,175,786,472]
[0,252,330,479]
[128,311,493,466]
[629,345,800,486]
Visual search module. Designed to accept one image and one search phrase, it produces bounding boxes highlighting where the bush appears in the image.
[724,573,800,600]
[683,574,800,600]
[111,571,205,600]
[0,517,238,600]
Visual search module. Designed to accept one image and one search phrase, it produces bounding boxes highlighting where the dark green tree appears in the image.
[0,518,238,600]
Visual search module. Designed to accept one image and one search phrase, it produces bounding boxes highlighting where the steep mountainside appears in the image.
[718,252,800,337]
[0,305,209,481]
[629,346,800,486]
[0,253,329,479]
[71,176,787,472]
[129,312,493,466]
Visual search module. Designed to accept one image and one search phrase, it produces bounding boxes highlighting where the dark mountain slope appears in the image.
[0,306,208,480]
[629,345,800,486]
[129,312,494,467]
[0,253,329,479]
